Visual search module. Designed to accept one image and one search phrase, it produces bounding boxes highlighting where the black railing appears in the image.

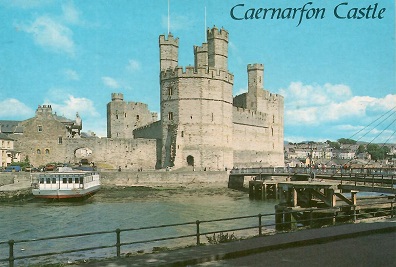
[0,200,394,267]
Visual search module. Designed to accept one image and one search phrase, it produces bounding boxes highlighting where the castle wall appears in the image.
[64,138,157,170]
[107,93,158,139]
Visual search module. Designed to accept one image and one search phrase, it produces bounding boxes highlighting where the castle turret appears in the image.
[194,43,208,70]
[247,63,264,111]
[159,34,179,71]
[111,93,124,102]
[207,27,228,70]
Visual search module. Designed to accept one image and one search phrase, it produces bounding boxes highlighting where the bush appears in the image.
[206,232,239,244]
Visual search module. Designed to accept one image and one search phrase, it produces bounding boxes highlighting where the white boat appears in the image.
[32,167,101,200]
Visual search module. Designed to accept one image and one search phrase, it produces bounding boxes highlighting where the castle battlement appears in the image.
[262,90,283,102]
[159,33,179,46]
[233,106,268,127]
[160,66,234,83]
[111,93,124,101]
[247,63,264,71]
[125,101,149,109]
[207,26,228,41]
[194,43,208,53]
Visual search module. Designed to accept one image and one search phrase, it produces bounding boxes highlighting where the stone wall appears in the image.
[100,170,229,187]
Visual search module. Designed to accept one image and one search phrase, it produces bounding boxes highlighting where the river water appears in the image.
[0,186,277,266]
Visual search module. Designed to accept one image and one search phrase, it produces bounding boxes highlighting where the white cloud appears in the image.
[280,82,395,126]
[102,76,120,89]
[63,69,79,80]
[20,16,75,56]
[0,99,34,118]
[126,59,141,72]
[62,1,80,24]
[46,95,99,119]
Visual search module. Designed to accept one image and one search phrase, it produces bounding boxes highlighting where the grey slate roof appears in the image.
[0,120,22,134]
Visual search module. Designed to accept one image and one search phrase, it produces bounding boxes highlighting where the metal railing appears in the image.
[0,199,394,267]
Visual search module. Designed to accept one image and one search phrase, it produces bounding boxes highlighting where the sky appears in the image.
[0,0,395,143]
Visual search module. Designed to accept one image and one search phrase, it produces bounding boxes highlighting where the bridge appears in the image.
[229,167,395,194]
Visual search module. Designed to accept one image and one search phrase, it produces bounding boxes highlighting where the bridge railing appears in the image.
[230,167,396,176]
[1,200,394,267]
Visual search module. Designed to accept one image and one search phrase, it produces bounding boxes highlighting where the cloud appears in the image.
[0,99,34,118]
[62,1,80,24]
[279,82,395,126]
[280,82,396,143]
[46,95,99,119]
[19,16,75,56]
[102,77,120,88]
[126,59,141,72]
[63,69,79,80]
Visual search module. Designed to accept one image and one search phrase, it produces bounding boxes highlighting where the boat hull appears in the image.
[32,185,101,200]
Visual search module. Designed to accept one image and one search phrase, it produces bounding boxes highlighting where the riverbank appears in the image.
[0,170,232,202]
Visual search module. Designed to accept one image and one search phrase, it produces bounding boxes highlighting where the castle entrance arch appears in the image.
[74,147,93,164]
[187,155,194,166]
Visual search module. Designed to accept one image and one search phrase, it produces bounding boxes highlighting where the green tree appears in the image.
[337,138,357,145]
[357,144,366,154]
[327,141,340,149]
[366,144,389,160]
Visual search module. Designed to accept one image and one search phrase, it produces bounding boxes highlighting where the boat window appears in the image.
[68,177,73,184]
[46,178,51,184]
[63,178,67,184]
[74,178,79,183]
[52,178,57,184]
[40,178,44,184]
[79,177,84,184]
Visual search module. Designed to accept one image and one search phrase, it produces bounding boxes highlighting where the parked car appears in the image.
[45,164,56,171]
[4,166,21,172]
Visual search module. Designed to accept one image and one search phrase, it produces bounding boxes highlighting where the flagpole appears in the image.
[168,0,170,35]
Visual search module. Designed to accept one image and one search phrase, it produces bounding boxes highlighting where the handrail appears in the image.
[0,200,394,266]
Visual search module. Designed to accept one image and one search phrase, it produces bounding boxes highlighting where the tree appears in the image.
[337,138,357,145]
[328,141,340,149]
[366,144,389,161]
[357,145,366,154]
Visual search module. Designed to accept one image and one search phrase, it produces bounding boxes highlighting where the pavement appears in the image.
[75,219,396,267]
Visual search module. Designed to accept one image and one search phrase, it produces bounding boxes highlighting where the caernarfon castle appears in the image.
[4,27,284,170]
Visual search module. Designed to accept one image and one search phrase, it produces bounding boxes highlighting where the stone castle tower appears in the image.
[159,27,234,169]
[107,93,157,138]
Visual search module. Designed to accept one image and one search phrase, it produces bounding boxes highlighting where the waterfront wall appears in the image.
[0,171,229,190]
[100,170,229,187]
[0,173,31,185]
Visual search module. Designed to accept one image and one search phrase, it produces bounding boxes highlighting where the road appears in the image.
[195,232,396,267]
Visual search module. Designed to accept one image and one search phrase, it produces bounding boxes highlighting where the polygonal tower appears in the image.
[207,27,228,70]
[159,27,234,170]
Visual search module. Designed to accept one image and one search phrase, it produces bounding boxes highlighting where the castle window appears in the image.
[136,115,140,120]
[168,87,173,96]
[45,149,50,154]
[38,125,42,132]
[273,115,275,123]
[168,112,173,120]
[212,113,214,122]
[37,149,41,154]
[181,131,184,137]
[125,113,127,118]
[271,127,274,136]
[58,137,63,144]
[116,115,119,119]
